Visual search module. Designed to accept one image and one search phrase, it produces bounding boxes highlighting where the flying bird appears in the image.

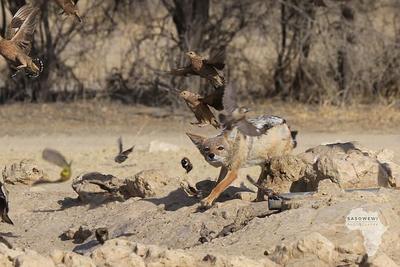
[54,0,82,22]
[169,51,225,88]
[219,83,263,136]
[169,51,225,111]
[42,148,72,182]
[0,4,43,78]
[179,90,220,128]
[0,182,13,225]
[181,157,193,173]
[114,137,134,163]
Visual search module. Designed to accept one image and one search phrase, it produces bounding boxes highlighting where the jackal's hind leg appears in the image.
[256,164,271,202]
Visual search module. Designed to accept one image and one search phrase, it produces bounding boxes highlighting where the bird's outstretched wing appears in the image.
[5,5,35,40]
[169,66,196,76]
[11,5,40,54]
[237,120,262,136]
[121,146,134,156]
[117,137,123,154]
[222,83,238,114]
[42,148,69,168]
[203,50,225,70]
[199,88,224,111]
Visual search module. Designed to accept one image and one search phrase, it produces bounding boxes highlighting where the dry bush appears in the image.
[0,0,399,106]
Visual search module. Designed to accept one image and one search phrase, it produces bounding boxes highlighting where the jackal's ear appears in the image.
[186,132,206,148]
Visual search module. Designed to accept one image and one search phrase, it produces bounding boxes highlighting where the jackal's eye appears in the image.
[217,146,224,151]
[204,147,210,152]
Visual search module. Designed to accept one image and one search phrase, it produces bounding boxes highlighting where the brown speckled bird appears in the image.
[170,51,225,88]
[179,90,220,128]
[54,0,82,22]
[219,83,262,136]
[0,5,42,78]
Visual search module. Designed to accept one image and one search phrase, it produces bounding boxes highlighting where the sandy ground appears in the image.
[0,102,400,264]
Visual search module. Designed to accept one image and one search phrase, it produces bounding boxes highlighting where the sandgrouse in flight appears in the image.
[0,5,42,78]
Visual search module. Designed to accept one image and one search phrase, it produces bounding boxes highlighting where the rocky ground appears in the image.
[0,102,400,266]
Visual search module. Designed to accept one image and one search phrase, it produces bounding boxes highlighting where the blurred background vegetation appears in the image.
[0,0,400,106]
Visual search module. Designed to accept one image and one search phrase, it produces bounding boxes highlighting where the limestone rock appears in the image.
[125,169,179,198]
[90,239,145,267]
[308,143,389,188]
[258,142,398,194]
[2,160,47,185]
[14,249,55,267]
[61,252,96,267]
[269,232,337,266]
[367,253,398,267]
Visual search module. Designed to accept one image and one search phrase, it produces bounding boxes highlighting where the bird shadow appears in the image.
[0,232,18,238]
[33,195,123,213]
[144,179,254,211]
[72,240,100,255]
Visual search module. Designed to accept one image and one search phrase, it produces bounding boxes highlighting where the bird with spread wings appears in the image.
[114,137,135,164]
[41,148,72,182]
[0,4,42,78]
[53,0,82,22]
[169,50,226,111]
[219,83,263,136]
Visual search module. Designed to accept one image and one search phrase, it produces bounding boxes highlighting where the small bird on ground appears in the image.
[218,83,262,136]
[0,4,43,78]
[114,137,134,163]
[95,227,109,245]
[169,50,225,89]
[42,148,72,182]
[0,182,13,225]
[179,90,220,128]
[181,157,193,173]
[54,0,82,22]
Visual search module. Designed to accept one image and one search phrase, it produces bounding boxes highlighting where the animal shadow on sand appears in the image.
[33,195,124,213]
[144,179,254,211]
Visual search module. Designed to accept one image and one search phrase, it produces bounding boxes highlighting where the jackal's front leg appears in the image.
[201,169,238,208]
